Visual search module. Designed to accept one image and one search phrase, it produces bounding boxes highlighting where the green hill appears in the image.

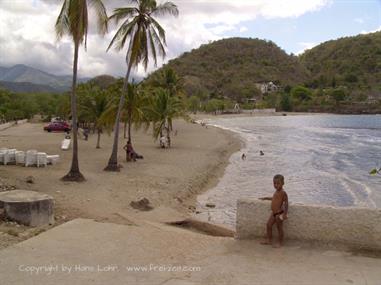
[299,31,381,94]
[146,38,310,102]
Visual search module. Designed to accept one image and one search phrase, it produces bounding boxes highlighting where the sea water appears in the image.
[196,114,381,228]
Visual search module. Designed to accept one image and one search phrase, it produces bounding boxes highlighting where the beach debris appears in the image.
[260,150,264,156]
[130,198,153,211]
[25,176,35,184]
[205,203,216,208]
[174,197,183,203]
[0,179,16,192]
[166,219,235,237]
[188,205,196,212]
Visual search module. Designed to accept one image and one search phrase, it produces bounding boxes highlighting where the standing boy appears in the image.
[260,174,288,248]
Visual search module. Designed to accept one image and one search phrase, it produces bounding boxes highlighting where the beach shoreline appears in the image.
[0,119,242,247]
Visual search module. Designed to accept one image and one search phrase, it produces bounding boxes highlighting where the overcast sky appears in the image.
[0,0,380,79]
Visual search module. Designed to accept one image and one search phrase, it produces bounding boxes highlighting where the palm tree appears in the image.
[124,83,147,145]
[145,88,186,147]
[103,81,147,147]
[77,83,110,148]
[104,0,178,171]
[150,67,185,98]
[55,0,108,181]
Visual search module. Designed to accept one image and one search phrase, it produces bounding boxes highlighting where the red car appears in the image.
[44,121,71,132]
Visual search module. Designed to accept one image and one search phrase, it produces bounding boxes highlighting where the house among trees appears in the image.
[255,82,279,94]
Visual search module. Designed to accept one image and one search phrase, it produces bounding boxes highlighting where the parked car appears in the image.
[44,121,71,132]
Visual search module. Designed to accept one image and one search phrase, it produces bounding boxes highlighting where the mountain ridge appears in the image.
[0,64,90,93]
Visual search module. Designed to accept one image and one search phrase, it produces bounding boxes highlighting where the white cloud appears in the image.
[360,25,381,34]
[239,26,248,33]
[0,0,331,78]
[354,18,364,24]
[296,42,319,55]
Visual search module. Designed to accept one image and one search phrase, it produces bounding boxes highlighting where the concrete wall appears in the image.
[0,122,14,131]
[251,108,276,113]
[236,199,381,250]
[0,119,28,131]
[240,109,276,114]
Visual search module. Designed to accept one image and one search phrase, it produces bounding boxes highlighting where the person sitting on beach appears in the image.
[241,153,246,160]
[259,174,288,248]
[123,141,143,162]
[83,128,89,141]
[160,136,167,148]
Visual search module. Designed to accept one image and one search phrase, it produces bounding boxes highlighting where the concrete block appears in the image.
[236,199,381,250]
[0,190,54,227]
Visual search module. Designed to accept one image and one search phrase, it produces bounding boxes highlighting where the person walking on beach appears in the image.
[259,174,288,248]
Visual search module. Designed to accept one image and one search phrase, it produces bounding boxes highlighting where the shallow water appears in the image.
[196,114,381,228]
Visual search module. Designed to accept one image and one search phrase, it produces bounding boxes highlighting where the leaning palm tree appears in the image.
[55,0,108,181]
[104,0,178,171]
[145,88,186,147]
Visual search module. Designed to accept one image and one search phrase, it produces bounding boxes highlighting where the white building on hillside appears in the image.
[255,82,279,94]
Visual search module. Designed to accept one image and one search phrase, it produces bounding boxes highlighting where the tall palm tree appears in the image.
[104,0,178,171]
[55,0,108,181]
[145,88,186,147]
[150,67,184,98]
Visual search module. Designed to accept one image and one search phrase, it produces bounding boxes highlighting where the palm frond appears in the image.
[150,17,166,45]
[151,2,179,17]
[89,0,108,35]
[55,0,70,40]
[148,25,166,59]
[108,7,138,25]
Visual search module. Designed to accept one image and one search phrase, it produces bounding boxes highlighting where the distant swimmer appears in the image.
[241,153,246,160]
[260,151,264,156]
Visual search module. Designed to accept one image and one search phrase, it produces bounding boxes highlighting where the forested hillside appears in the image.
[146,38,310,102]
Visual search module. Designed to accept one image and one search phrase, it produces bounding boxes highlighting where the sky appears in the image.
[0,0,380,79]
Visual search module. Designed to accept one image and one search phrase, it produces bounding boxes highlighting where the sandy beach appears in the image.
[1,118,380,285]
[0,119,241,246]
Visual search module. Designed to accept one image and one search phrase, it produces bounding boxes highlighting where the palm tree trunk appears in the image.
[104,64,132,171]
[123,121,127,139]
[166,121,171,148]
[96,128,101,149]
[127,110,132,144]
[62,42,85,181]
